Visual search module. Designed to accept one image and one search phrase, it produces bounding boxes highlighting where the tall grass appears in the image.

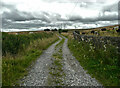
[61,33,120,86]
[2,32,53,56]
[68,38,120,86]
[2,33,59,86]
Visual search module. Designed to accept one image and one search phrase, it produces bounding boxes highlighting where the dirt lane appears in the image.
[20,35,102,86]
[20,36,62,86]
[62,36,102,86]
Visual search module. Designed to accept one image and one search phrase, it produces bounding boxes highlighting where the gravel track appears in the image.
[20,36,62,86]
[20,35,102,86]
[62,36,102,86]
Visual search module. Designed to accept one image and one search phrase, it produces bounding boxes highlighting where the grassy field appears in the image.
[2,32,59,86]
[82,29,120,37]
[67,25,120,37]
[62,33,120,86]
[2,32,55,56]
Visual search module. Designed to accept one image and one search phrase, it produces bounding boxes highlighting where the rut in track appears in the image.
[20,36,102,86]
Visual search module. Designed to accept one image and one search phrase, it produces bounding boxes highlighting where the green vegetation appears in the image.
[76,28,120,37]
[2,49,42,86]
[68,38,120,86]
[58,29,62,34]
[2,32,53,56]
[58,29,68,34]
[2,32,59,86]
[62,30,68,33]
[55,37,65,48]
[53,53,62,60]
[48,38,65,86]
[99,30,120,37]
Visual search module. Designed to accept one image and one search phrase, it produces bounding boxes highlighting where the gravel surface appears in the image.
[62,36,102,86]
[47,38,65,86]
[20,35,103,86]
[20,37,62,86]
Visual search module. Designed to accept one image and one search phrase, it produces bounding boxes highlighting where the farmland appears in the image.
[1,24,120,86]
[68,25,120,37]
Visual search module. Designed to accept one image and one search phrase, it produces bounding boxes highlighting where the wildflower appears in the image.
[81,37,84,41]
[116,46,119,49]
[103,45,106,51]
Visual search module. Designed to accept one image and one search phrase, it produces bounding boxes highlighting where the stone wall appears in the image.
[73,31,120,52]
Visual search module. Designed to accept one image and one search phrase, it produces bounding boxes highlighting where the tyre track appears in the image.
[20,36,62,86]
[62,36,102,86]
[20,35,102,86]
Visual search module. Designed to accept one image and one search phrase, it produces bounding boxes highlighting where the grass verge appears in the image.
[55,37,65,48]
[67,38,120,86]
[48,37,65,86]
[2,34,59,86]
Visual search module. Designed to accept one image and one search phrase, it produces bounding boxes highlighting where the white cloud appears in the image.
[1,0,119,31]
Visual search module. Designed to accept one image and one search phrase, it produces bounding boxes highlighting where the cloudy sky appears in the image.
[1,0,119,32]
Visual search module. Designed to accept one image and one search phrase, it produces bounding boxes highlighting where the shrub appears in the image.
[2,32,53,56]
